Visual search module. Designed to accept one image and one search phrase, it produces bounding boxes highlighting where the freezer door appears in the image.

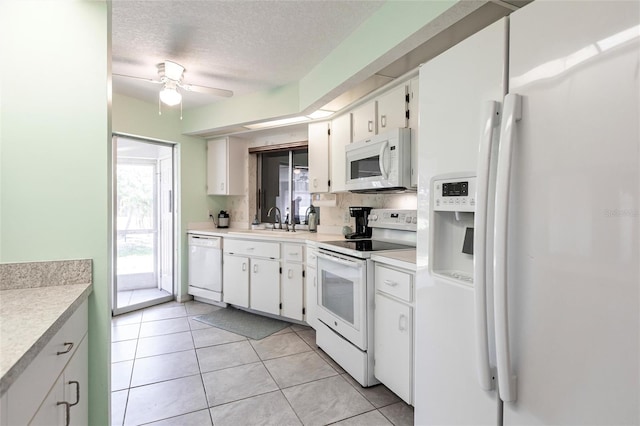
[501,1,640,424]
[415,17,507,425]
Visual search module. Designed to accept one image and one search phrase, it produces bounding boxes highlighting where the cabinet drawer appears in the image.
[224,239,280,258]
[283,244,304,263]
[375,265,412,302]
[7,300,88,425]
[306,249,318,267]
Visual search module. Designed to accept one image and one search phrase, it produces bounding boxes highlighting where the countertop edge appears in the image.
[0,284,93,395]
[371,251,417,271]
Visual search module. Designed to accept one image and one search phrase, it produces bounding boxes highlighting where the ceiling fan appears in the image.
[115,60,233,106]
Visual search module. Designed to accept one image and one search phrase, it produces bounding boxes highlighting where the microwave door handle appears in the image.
[379,141,389,179]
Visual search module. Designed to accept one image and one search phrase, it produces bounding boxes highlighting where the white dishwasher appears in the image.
[188,233,224,304]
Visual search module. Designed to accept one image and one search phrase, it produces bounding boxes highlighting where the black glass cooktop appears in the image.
[322,240,413,252]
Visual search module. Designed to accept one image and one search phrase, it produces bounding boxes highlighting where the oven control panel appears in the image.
[368,209,417,231]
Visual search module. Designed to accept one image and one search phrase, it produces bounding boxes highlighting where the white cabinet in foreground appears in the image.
[374,263,415,405]
[3,300,88,426]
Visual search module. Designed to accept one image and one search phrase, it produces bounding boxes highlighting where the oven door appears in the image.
[317,250,368,350]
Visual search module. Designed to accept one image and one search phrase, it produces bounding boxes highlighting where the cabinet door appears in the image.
[305,266,318,329]
[30,373,65,426]
[207,138,227,195]
[250,258,280,315]
[223,254,249,308]
[308,121,330,193]
[30,335,88,426]
[374,293,413,404]
[330,113,351,193]
[351,101,376,143]
[226,137,246,195]
[281,262,304,321]
[408,77,419,188]
[377,84,408,132]
[64,335,88,426]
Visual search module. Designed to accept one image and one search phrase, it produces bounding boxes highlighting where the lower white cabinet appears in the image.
[31,336,88,426]
[281,262,304,320]
[4,300,88,426]
[374,263,414,405]
[223,239,306,321]
[304,246,319,329]
[250,258,280,315]
[222,254,250,307]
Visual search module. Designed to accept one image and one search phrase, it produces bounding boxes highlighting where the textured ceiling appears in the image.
[112,0,385,109]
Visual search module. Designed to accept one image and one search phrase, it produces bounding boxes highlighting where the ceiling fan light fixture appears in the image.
[159,86,182,106]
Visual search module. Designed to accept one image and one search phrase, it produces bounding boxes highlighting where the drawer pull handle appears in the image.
[57,342,74,355]
[384,280,398,287]
[288,269,293,279]
[289,252,299,256]
[247,247,255,251]
[242,263,247,272]
[57,380,80,426]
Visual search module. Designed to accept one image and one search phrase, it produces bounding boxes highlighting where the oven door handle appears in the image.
[317,251,362,267]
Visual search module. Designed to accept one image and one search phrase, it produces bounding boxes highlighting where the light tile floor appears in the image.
[111,301,414,426]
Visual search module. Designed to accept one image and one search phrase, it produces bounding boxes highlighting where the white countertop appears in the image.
[0,283,92,395]
[188,227,342,244]
[371,250,417,271]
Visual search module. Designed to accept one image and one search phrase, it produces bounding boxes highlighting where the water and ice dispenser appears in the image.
[430,174,476,285]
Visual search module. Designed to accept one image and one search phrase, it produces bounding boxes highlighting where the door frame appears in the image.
[111,133,181,316]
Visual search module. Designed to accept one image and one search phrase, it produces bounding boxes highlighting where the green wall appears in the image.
[112,93,225,299]
[0,1,110,424]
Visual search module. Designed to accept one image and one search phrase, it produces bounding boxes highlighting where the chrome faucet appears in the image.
[267,206,282,229]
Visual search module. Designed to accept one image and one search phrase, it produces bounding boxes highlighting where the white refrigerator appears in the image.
[415,1,639,425]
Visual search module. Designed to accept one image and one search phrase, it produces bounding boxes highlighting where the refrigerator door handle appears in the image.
[474,100,500,391]
[494,93,522,403]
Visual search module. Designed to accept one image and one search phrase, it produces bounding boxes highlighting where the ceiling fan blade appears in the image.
[181,83,233,98]
[113,73,163,85]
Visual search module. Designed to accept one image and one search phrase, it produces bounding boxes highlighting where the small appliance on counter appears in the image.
[305,206,318,232]
[345,206,372,239]
[217,210,230,228]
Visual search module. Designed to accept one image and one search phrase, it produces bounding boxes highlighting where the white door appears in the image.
[159,156,173,294]
[501,2,640,424]
[415,17,507,425]
[223,254,249,308]
[374,293,412,404]
[249,258,280,315]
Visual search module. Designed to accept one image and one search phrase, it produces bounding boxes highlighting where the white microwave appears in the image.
[345,128,412,193]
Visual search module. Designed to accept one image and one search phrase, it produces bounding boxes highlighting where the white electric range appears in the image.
[315,209,417,386]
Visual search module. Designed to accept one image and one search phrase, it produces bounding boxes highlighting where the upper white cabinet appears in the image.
[330,113,352,193]
[351,101,377,143]
[207,137,246,195]
[377,84,409,133]
[308,121,331,193]
[408,77,419,188]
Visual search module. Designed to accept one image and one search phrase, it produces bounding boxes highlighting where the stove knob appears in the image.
[405,216,412,223]
[369,214,378,221]
[412,217,417,224]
